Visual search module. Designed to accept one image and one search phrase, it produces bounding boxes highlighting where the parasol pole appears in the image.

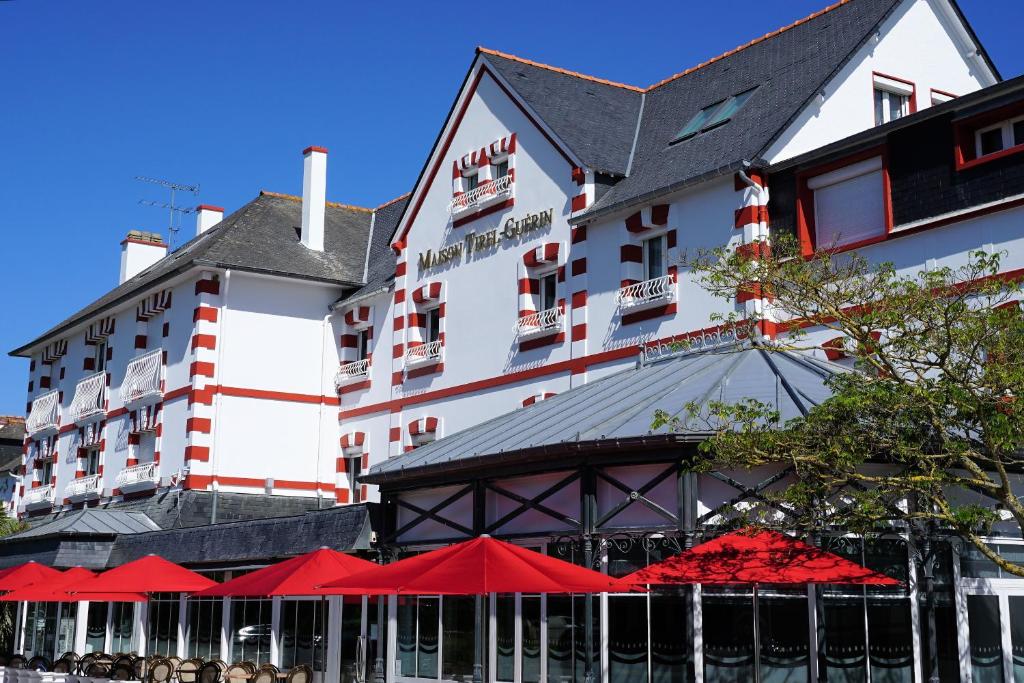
[752,584,761,683]
[473,593,484,683]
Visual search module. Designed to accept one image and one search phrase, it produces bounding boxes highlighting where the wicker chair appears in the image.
[253,664,279,683]
[27,656,50,672]
[285,665,312,683]
[178,658,204,683]
[149,657,174,683]
[198,661,223,683]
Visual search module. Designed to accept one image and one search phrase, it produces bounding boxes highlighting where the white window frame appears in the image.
[975,114,1024,159]
[872,75,913,126]
[537,271,558,313]
[463,170,479,193]
[492,156,509,180]
[94,341,107,373]
[642,234,668,282]
[424,307,441,345]
[356,329,370,362]
[83,445,101,476]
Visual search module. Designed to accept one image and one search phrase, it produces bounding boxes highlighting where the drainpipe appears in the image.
[316,309,335,509]
[209,269,232,524]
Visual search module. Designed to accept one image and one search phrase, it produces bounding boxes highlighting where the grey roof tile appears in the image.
[3,509,160,540]
[365,345,847,483]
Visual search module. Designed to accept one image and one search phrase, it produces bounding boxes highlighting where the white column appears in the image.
[692,586,704,683]
[16,602,26,654]
[270,598,282,667]
[136,602,149,656]
[806,586,819,682]
[74,601,90,654]
[177,596,188,658]
[326,597,343,683]
[385,597,397,682]
[105,604,113,654]
[221,598,232,662]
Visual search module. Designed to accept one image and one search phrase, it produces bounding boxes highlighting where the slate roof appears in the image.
[11,192,375,357]
[3,509,160,541]
[341,194,409,304]
[107,503,374,567]
[0,418,24,474]
[365,345,847,484]
[480,50,644,176]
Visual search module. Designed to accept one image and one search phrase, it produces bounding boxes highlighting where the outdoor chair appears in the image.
[253,664,278,683]
[197,662,221,683]
[284,666,311,683]
[27,657,50,672]
[132,657,148,681]
[8,656,26,670]
[84,662,111,678]
[77,654,97,675]
[148,658,173,683]
[177,659,203,683]
[0,655,8,667]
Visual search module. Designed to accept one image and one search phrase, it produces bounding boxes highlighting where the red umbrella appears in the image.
[195,547,377,597]
[623,528,902,586]
[318,535,633,595]
[69,554,217,594]
[0,567,146,603]
[0,562,63,591]
[622,529,900,683]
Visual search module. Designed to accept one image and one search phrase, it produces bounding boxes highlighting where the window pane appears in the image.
[675,108,714,141]
[281,600,328,671]
[417,598,439,678]
[646,237,665,280]
[57,602,77,656]
[188,598,223,659]
[759,595,809,682]
[967,595,1004,683]
[548,595,575,682]
[522,596,541,683]
[232,598,271,664]
[889,92,907,121]
[465,173,479,192]
[427,309,440,343]
[1009,596,1024,681]
[704,89,756,129]
[650,591,690,683]
[981,128,1005,156]
[495,596,515,682]
[867,598,913,682]
[1014,121,1024,148]
[494,161,509,179]
[397,598,416,677]
[541,274,558,311]
[823,596,867,683]
[85,602,108,654]
[814,170,885,248]
[608,596,648,683]
[874,89,886,126]
[702,592,754,682]
[442,596,475,680]
[339,596,363,679]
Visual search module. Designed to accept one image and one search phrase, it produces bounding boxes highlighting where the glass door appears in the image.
[962,589,1024,683]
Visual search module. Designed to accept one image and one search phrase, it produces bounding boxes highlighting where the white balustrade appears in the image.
[115,461,160,490]
[405,340,443,367]
[26,390,60,436]
[615,274,676,309]
[447,174,513,215]
[64,474,101,500]
[334,359,370,390]
[120,349,163,405]
[69,372,106,423]
[515,307,564,337]
[22,485,54,509]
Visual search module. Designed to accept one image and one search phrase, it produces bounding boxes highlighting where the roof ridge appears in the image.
[258,189,374,213]
[645,0,852,91]
[375,191,412,211]
[477,46,644,93]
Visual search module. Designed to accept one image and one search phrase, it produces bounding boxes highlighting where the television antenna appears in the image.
[135,176,200,248]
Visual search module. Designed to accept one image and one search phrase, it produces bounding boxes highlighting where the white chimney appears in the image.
[195,204,224,235]
[301,145,327,252]
[119,230,167,284]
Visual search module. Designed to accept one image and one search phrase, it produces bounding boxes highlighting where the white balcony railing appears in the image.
[405,340,443,368]
[447,174,513,215]
[22,485,54,510]
[64,474,102,501]
[616,274,676,309]
[115,461,160,491]
[26,390,60,436]
[69,372,106,423]
[120,349,163,405]
[516,307,564,338]
[334,359,370,390]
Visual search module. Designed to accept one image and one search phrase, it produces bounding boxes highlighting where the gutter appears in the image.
[331,282,394,312]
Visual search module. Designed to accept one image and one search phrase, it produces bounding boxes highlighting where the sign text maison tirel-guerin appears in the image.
[418,208,554,270]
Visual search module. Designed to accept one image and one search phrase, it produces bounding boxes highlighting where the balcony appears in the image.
[26,390,60,436]
[616,274,676,311]
[447,174,513,216]
[64,474,102,502]
[515,307,564,339]
[120,349,163,405]
[22,485,54,511]
[334,359,370,390]
[405,340,443,369]
[115,461,160,493]
[69,372,106,424]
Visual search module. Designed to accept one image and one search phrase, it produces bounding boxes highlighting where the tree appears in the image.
[655,237,1024,575]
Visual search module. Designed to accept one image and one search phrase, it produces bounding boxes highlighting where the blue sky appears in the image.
[0,0,1019,414]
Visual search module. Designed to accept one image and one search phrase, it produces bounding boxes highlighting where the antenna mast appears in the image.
[135,176,200,248]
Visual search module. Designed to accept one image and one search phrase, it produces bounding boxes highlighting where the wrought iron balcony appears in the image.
[334,359,370,390]
[615,274,676,310]
[26,390,60,436]
[447,174,513,215]
[120,349,163,405]
[405,340,443,368]
[515,307,564,339]
[64,474,102,501]
[69,372,106,424]
[22,485,54,510]
[115,461,160,491]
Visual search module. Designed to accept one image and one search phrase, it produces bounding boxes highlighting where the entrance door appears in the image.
[962,590,1024,682]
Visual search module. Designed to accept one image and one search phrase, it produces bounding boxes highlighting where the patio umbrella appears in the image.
[0,567,147,602]
[0,561,63,591]
[194,547,377,597]
[622,528,901,683]
[69,554,217,594]
[320,535,635,683]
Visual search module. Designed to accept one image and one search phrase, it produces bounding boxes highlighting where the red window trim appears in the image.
[795,145,893,258]
[872,71,917,115]
[452,198,515,229]
[954,101,1024,171]
[930,88,957,103]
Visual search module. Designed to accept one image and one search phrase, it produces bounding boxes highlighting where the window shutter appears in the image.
[810,159,885,248]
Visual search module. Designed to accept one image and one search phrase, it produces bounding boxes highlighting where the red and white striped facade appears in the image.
[14,0,1017,515]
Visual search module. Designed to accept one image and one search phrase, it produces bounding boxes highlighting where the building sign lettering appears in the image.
[418,208,554,271]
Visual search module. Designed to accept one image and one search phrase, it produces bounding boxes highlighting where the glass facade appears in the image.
[281,599,329,671]
[187,596,224,659]
[230,598,272,663]
[147,593,180,656]
[109,602,135,654]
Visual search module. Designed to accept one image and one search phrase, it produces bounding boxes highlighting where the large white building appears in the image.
[7,0,1024,680]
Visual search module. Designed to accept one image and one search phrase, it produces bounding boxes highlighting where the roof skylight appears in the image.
[673,88,757,143]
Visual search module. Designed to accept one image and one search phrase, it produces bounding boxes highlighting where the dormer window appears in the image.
[976,116,1024,158]
[872,74,914,126]
[673,88,756,142]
